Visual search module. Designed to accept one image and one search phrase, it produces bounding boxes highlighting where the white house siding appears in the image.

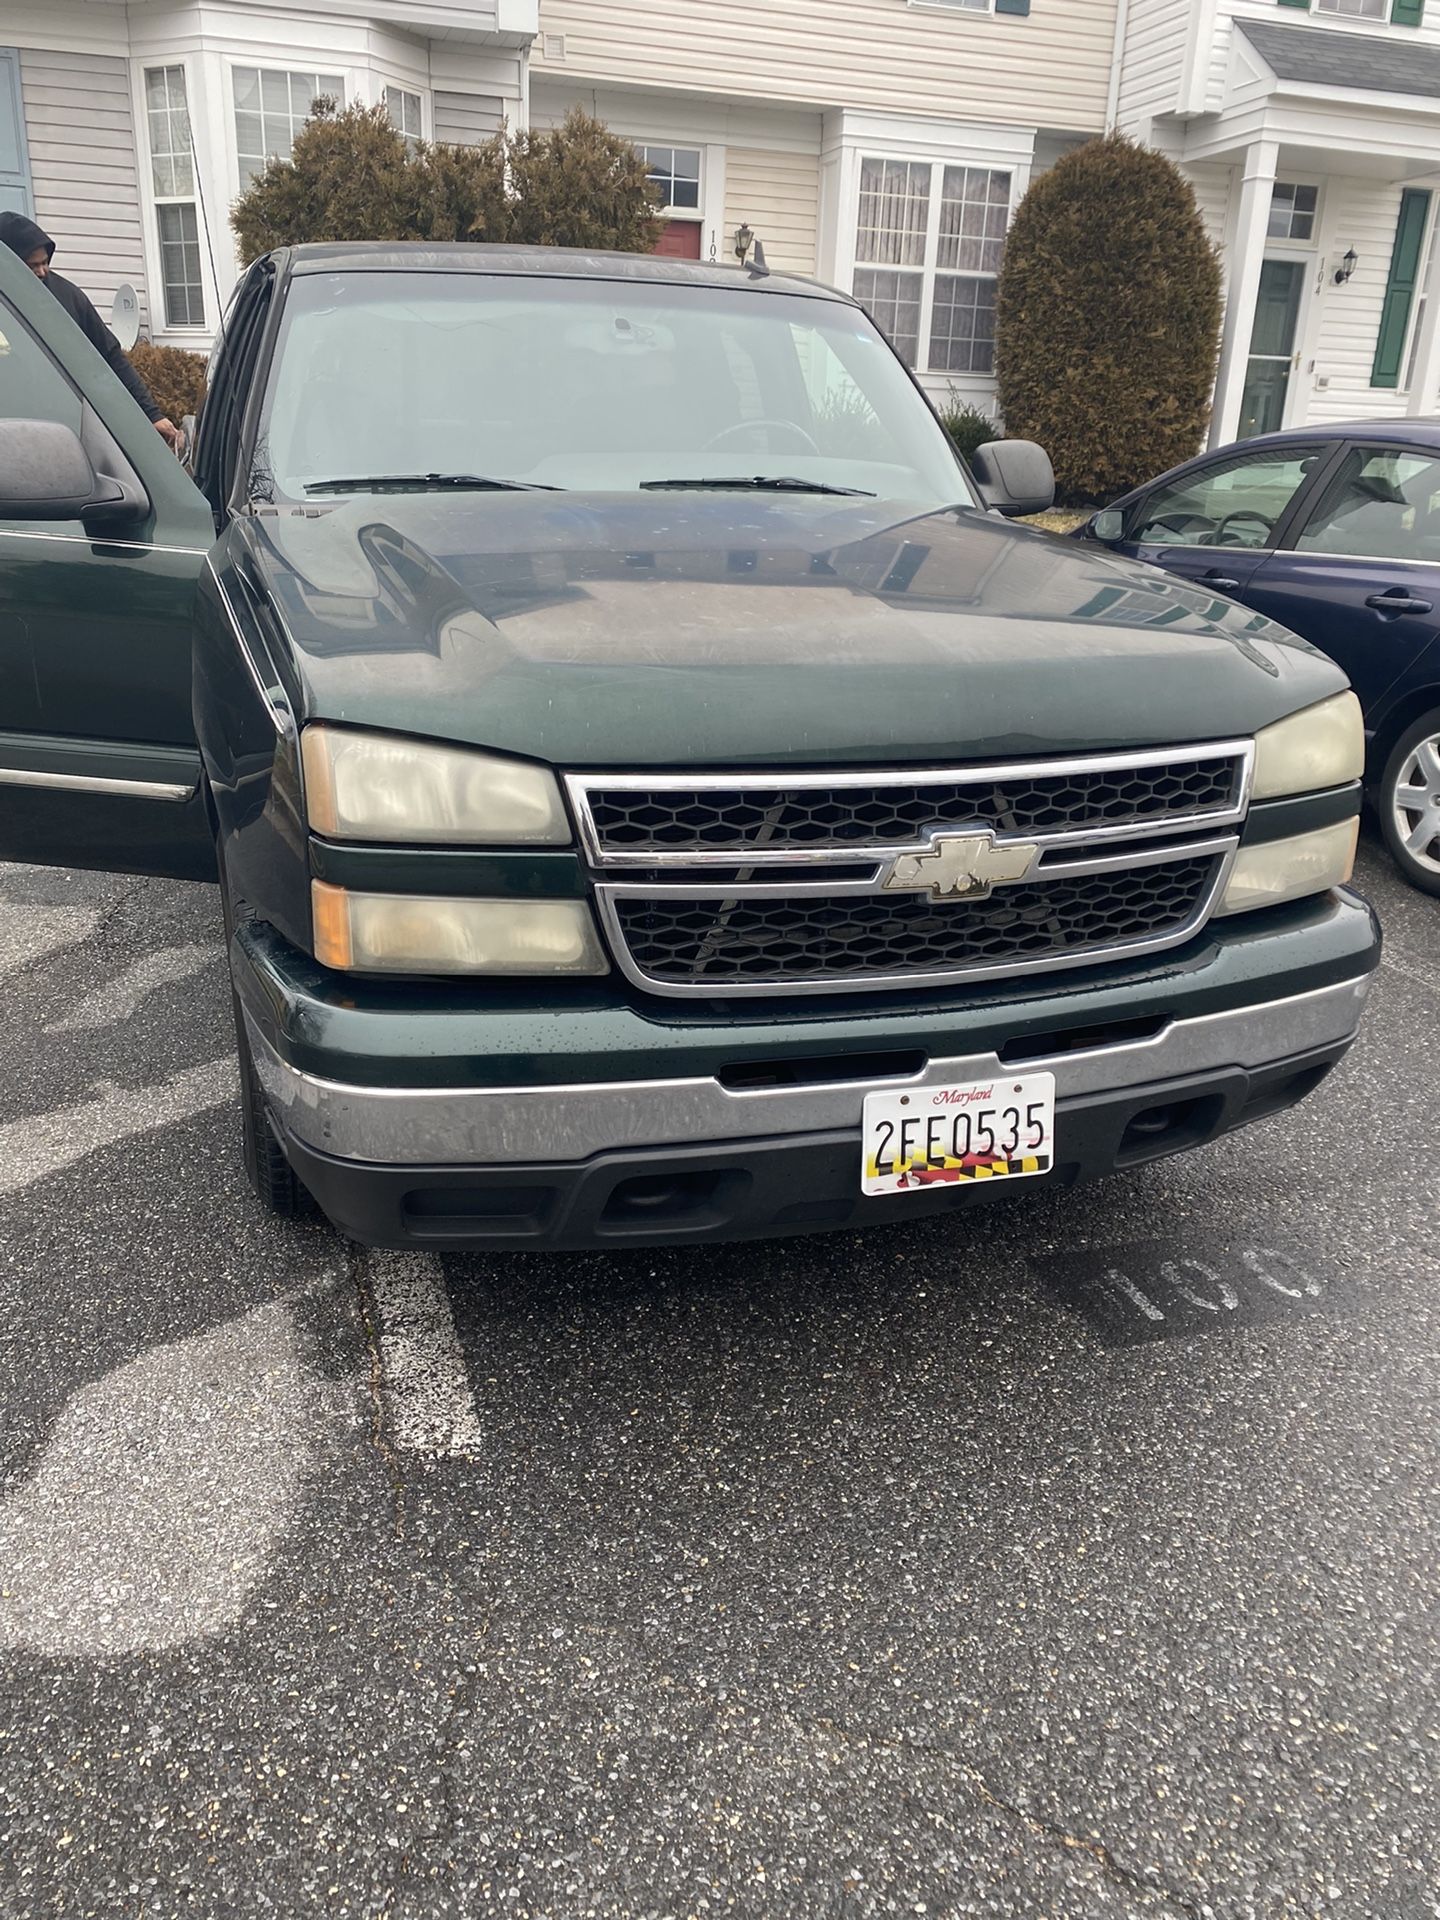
[1301,178,1416,423]
[429,43,525,138]
[532,81,824,271]
[1113,0,1191,136]
[532,0,1117,131]
[723,147,820,276]
[19,49,150,328]
[1186,162,1234,254]
[433,91,505,143]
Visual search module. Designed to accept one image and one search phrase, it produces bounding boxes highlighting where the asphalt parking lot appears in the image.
[0,837,1435,1920]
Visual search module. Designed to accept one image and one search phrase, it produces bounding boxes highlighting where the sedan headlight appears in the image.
[1216,819,1359,917]
[302,726,570,845]
[1251,692,1364,800]
[312,881,609,975]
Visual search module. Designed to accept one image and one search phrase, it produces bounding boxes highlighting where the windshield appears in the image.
[254,270,975,507]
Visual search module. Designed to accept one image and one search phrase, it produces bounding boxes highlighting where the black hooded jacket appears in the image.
[0,212,165,422]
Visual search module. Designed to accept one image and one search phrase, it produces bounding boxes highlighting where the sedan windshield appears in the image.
[255,270,974,507]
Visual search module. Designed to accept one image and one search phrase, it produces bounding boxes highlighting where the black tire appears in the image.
[237,1008,312,1217]
[218,831,314,1217]
[1379,707,1440,897]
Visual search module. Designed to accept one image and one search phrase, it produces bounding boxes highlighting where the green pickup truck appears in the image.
[0,243,1378,1248]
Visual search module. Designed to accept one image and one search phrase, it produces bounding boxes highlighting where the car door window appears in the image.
[1294,445,1440,562]
[1132,448,1322,552]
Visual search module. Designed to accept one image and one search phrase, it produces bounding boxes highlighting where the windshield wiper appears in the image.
[639,475,874,497]
[305,472,560,495]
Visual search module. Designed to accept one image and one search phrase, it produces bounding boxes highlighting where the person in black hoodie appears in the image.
[0,211,181,449]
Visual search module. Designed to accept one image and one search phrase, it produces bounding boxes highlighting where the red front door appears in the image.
[654,220,702,260]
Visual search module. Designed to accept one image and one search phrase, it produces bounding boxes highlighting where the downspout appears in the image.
[1105,0,1131,131]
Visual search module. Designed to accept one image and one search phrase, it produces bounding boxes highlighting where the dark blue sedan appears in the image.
[1078,422,1440,894]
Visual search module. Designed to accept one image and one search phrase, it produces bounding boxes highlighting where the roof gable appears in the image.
[1239,19,1440,100]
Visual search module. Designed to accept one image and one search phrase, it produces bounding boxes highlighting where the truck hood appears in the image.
[233,493,1346,767]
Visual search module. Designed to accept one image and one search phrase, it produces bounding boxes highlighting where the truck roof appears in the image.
[280,241,849,303]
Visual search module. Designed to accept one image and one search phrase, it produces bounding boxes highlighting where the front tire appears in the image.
[1379,708,1440,896]
[237,1009,312,1218]
[218,828,314,1217]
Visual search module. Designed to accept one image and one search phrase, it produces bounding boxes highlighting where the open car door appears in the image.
[0,245,217,879]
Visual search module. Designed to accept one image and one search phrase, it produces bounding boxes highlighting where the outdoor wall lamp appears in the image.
[734,223,754,264]
[1334,248,1359,286]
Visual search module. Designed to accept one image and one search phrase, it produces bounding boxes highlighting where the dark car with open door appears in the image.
[0,242,1379,1248]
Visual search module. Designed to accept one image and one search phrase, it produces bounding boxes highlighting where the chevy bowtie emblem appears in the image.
[881,831,1040,901]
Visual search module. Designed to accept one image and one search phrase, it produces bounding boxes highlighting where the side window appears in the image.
[1295,445,1440,563]
[1132,448,1323,551]
[0,292,84,431]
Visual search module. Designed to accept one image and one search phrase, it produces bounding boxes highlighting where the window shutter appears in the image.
[1275,0,1311,10]
[994,0,1032,14]
[1373,189,1432,389]
[1392,0,1425,26]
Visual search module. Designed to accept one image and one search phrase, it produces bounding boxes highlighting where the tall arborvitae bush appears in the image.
[995,136,1222,503]
[233,102,659,263]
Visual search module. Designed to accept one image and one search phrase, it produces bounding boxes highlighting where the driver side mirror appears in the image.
[0,418,97,518]
[1091,507,1126,543]
[970,439,1056,518]
[0,417,147,534]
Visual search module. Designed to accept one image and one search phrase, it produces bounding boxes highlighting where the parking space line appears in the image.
[366,1252,484,1457]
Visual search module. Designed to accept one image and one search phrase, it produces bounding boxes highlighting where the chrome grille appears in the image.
[612,854,1224,988]
[578,751,1246,858]
[566,745,1251,999]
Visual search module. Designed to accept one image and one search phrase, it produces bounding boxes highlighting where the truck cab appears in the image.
[0,242,1380,1249]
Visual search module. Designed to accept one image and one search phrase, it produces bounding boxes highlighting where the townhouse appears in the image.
[0,0,536,346]
[1114,0,1440,442]
[3,0,1440,450]
[526,0,1119,412]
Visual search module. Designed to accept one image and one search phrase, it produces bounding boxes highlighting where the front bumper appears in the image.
[236,888,1380,1250]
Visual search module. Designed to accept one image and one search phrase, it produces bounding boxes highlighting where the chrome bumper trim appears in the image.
[246,974,1371,1168]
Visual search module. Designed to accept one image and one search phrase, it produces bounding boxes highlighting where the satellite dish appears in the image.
[110,283,140,350]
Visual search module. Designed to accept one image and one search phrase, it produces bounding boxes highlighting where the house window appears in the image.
[852,159,929,365]
[852,156,1011,374]
[1316,0,1387,16]
[1268,183,1318,243]
[637,145,701,211]
[234,68,345,187]
[144,66,203,327]
[385,86,423,152]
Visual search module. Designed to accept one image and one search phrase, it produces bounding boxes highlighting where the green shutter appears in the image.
[1275,0,1311,10]
[1373,188,1432,389]
[994,0,1031,13]
[1392,0,1425,25]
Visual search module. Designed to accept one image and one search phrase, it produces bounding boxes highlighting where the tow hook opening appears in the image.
[1117,1092,1226,1166]
[598,1167,751,1235]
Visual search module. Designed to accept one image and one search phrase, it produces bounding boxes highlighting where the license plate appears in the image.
[861,1071,1056,1197]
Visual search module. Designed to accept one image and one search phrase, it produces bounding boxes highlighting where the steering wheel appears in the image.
[1142,511,1218,542]
[702,418,821,455]
[1211,509,1274,548]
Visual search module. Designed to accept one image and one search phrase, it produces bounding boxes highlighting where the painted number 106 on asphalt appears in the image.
[861,1071,1056,1197]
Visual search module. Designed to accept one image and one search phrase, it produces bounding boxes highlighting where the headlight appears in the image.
[1216,819,1358,917]
[312,881,609,975]
[1251,692,1364,800]
[301,726,570,845]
